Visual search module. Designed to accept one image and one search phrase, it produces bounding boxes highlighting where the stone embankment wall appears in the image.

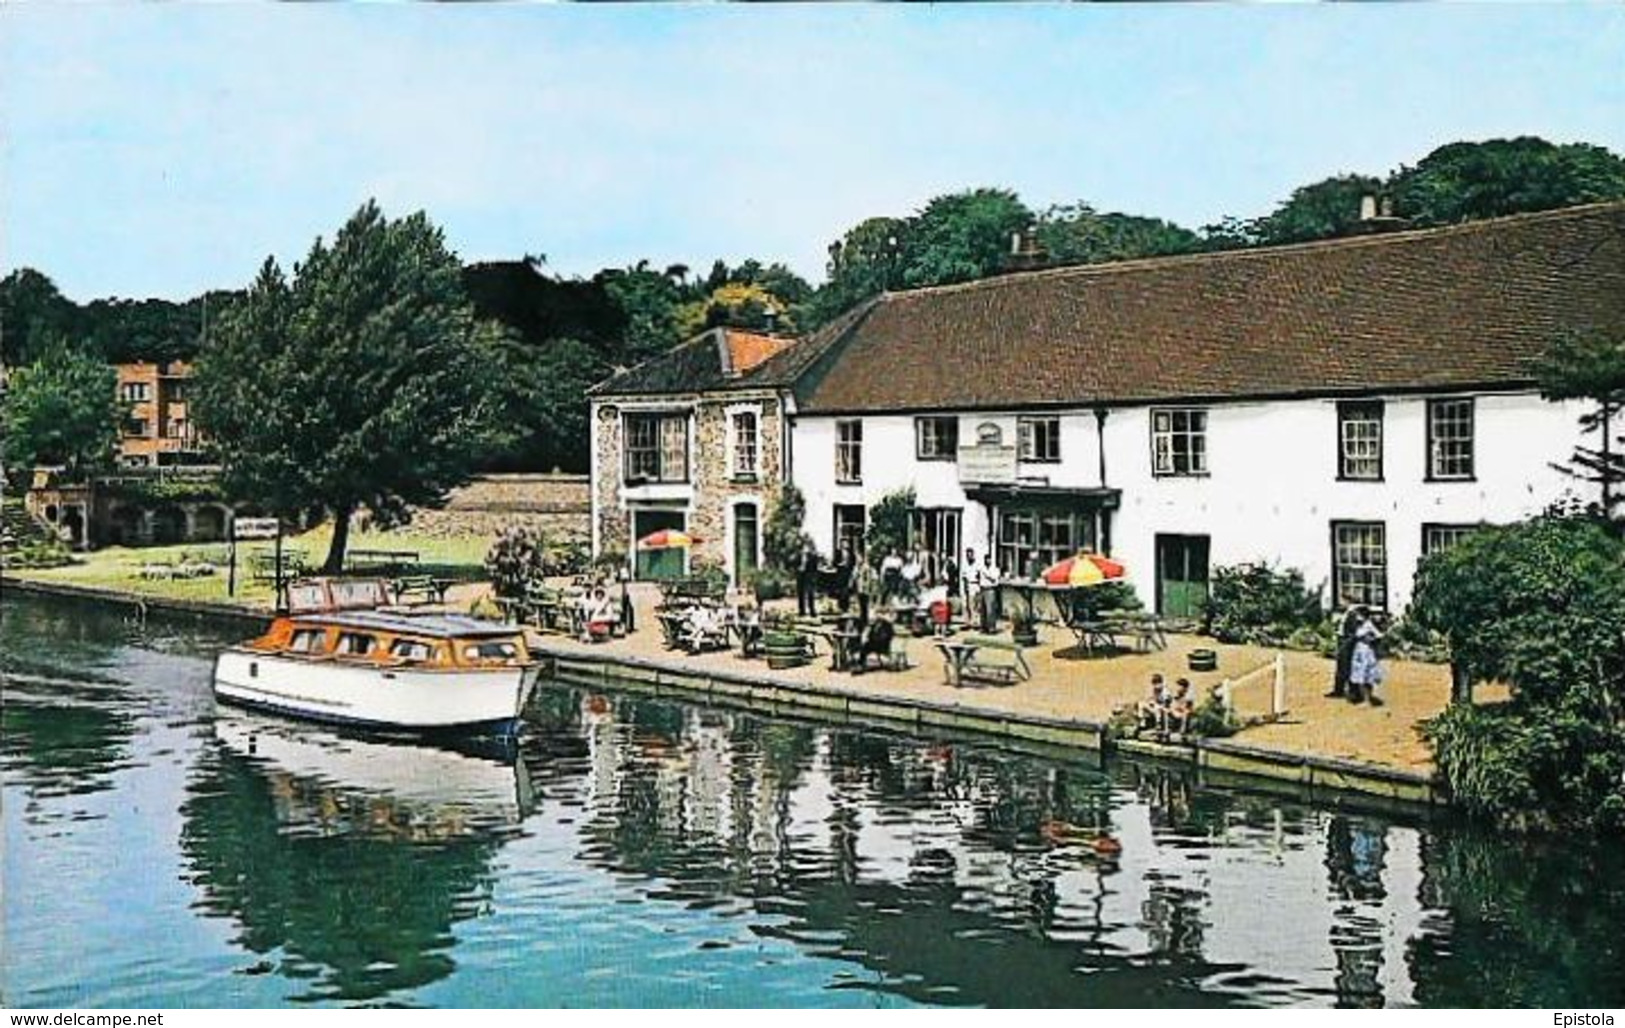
[400,473,591,541]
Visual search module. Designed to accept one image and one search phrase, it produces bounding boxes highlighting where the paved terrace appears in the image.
[525,584,1469,775]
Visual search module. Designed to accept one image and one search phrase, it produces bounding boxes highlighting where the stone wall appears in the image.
[592,391,786,579]
[401,473,591,542]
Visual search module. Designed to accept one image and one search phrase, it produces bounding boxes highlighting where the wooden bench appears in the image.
[958,634,1032,685]
[349,548,421,576]
[391,574,452,607]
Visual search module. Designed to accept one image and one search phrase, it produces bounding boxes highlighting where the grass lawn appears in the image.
[7,523,497,609]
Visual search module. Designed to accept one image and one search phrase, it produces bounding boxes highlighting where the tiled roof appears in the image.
[592,326,803,396]
[722,329,794,376]
[799,203,1625,413]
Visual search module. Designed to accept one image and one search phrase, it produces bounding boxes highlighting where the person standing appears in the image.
[879,548,904,604]
[797,541,821,617]
[943,550,961,605]
[833,545,855,612]
[977,552,1001,632]
[1347,611,1385,706]
[1328,605,1363,699]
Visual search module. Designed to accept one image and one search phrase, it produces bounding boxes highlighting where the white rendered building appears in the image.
[785,204,1625,614]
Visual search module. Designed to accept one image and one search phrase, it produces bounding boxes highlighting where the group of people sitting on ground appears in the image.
[1136,673,1196,738]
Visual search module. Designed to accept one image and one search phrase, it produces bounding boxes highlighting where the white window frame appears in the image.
[1332,520,1388,611]
[1151,408,1208,477]
[1337,401,1384,481]
[1427,398,1476,481]
[1018,416,1061,463]
[725,403,761,480]
[836,419,863,484]
[914,416,959,461]
[623,411,690,484]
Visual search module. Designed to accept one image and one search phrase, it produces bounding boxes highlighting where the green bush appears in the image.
[763,483,811,572]
[1064,581,1143,622]
[1414,514,1625,834]
[1186,693,1239,738]
[747,567,793,602]
[1204,562,1324,644]
[543,537,591,578]
[484,525,548,599]
[689,554,729,592]
[864,487,915,569]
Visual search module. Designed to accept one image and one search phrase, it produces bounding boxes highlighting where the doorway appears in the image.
[1155,533,1211,618]
[732,503,759,586]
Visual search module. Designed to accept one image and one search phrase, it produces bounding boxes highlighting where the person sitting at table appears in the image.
[849,616,897,676]
[583,587,618,643]
[682,604,726,653]
[1137,674,1168,732]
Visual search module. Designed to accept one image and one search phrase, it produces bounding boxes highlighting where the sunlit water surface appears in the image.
[4,593,1622,1007]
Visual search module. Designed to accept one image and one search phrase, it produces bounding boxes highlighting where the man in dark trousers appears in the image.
[1327,605,1362,698]
[797,541,822,617]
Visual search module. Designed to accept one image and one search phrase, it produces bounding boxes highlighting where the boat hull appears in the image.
[212,648,540,735]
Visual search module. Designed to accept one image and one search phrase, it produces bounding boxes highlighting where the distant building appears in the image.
[116,360,207,467]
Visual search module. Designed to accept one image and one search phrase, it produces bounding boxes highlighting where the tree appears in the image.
[763,482,810,572]
[1392,137,1625,226]
[1413,515,1625,832]
[484,335,610,473]
[1,340,120,476]
[863,487,915,569]
[675,281,796,339]
[1537,334,1625,520]
[596,262,694,365]
[1250,174,1385,246]
[811,216,909,325]
[192,201,510,573]
[1035,203,1200,265]
[899,188,1033,289]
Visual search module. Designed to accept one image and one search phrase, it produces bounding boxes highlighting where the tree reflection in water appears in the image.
[178,723,525,1004]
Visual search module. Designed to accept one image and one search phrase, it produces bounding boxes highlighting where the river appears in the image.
[3,591,1621,1008]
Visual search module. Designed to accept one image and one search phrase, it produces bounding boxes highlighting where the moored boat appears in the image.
[213,579,540,735]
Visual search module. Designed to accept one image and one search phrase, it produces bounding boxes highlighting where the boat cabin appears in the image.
[250,610,532,670]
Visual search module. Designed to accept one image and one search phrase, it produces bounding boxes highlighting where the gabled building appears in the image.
[787,202,1625,613]
[587,323,846,584]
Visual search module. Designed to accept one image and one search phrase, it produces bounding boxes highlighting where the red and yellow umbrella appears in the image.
[1041,552,1126,588]
[637,529,702,550]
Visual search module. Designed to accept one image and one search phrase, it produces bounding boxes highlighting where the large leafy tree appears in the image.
[596,262,695,365]
[899,188,1033,288]
[1538,334,1625,520]
[1413,515,1625,832]
[812,215,909,324]
[0,269,79,367]
[192,201,510,572]
[1392,137,1625,225]
[1250,174,1385,246]
[484,335,610,474]
[1,339,121,477]
[1036,202,1200,264]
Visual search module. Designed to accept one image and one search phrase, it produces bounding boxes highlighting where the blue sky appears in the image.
[4,3,1623,302]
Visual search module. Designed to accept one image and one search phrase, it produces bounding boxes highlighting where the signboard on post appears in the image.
[232,517,281,541]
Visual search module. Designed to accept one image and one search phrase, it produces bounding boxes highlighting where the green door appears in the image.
[1156,534,1211,618]
[733,503,759,586]
[633,510,686,581]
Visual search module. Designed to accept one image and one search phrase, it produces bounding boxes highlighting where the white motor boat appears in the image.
[213,579,541,735]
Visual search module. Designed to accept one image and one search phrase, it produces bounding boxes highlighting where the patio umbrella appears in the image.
[637,529,702,549]
[1041,552,1126,588]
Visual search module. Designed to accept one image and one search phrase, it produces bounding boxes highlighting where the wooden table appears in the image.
[934,639,982,687]
[1070,620,1119,656]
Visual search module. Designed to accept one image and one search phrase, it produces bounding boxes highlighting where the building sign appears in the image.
[959,422,1018,485]
[232,517,281,541]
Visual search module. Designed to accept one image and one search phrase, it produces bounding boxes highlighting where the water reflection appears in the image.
[6,589,1625,1007]
[179,714,530,1003]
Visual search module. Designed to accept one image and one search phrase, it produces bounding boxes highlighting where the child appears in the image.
[1137,674,1168,732]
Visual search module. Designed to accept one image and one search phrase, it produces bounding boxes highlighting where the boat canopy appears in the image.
[288,610,522,640]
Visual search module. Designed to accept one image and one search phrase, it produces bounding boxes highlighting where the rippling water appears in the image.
[4,592,1622,1008]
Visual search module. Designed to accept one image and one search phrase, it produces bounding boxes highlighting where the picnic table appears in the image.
[348,548,422,575]
[248,548,308,582]
[390,574,453,607]
[1067,611,1168,655]
[934,635,1032,686]
[807,624,862,672]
